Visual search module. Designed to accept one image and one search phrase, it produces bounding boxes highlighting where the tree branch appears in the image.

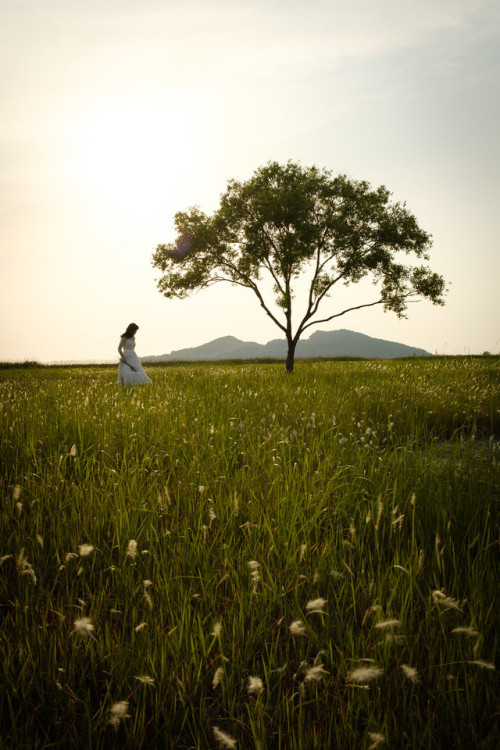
[300,298,385,333]
[247,280,287,334]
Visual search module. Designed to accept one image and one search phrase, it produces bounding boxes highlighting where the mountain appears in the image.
[143,329,430,362]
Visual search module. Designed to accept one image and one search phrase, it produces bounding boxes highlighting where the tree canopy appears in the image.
[152,161,446,371]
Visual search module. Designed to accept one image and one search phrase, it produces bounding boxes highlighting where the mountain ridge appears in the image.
[143,329,430,361]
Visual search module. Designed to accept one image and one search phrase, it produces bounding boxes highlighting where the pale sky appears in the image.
[1,0,499,362]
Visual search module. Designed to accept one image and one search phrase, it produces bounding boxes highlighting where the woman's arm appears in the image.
[118,338,127,363]
[118,338,136,371]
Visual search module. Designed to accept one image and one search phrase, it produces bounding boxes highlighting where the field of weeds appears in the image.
[0,358,499,749]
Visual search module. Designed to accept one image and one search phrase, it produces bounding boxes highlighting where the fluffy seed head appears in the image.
[248,560,260,592]
[212,726,237,749]
[73,617,95,638]
[368,732,385,749]
[452,626,479,637]
[247,675,264,694]
[304,664,329,683]
[126,539,138,559]
[108,700,130,728]
[135,674,155,686]
[305,597,327,614]
[16,549,37,584]
[401,664,420,684]
[289,620,306,636]
[212,667,224,689]
[375,619,400,630]
[432,590,462,611]
[347,665,383,683]
[78,544,94,557]
[468,660,495,671]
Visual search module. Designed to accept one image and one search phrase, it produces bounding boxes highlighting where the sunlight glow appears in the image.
[65,93,213,218]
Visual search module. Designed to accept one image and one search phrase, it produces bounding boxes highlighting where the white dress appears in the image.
[118,337,152,386]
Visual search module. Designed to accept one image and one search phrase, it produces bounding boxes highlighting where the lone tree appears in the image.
[152,161,446,371]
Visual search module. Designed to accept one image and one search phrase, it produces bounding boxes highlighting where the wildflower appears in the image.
[375,619,400,630]
[212,726,237,749]
[401,664,420,684]
[13,485,21,501]
[70,444,77,457]
[126,540,138,560]
[289,620,306,635]
[36,535,44,548]
[134,622,147,632]
[347,665,383,684]
[305,597,327,614]
[108,700,130,728]
[73,617,97,640]
[247,675,264,694]
[299,543,307,562]
[452,626,479,637]
[304,664,329,683]
[65,552,79,562]
[135,674,155,686]
[212,667,224,689]
[78,544,94,557]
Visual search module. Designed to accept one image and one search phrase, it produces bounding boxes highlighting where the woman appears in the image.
[118,323,152,387]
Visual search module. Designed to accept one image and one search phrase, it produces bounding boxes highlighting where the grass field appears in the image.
[1,358,499,749]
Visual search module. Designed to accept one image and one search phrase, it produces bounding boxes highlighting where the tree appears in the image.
[152,161,446,371]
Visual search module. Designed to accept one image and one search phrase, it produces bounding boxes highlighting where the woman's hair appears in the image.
[121,323,139,338]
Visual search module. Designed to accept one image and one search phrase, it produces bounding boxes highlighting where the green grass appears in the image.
[1,358,499,749]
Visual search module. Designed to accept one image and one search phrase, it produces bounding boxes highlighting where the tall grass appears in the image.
[1,359,499,748]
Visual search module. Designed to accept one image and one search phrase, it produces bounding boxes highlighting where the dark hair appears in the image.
[121,323,139,338]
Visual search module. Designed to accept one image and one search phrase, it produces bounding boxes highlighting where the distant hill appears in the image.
[143,329,430,362]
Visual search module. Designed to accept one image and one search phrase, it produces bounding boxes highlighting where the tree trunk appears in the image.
[286,338,296,373]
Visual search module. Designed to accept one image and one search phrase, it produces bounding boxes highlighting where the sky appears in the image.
[1,0,499,362]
